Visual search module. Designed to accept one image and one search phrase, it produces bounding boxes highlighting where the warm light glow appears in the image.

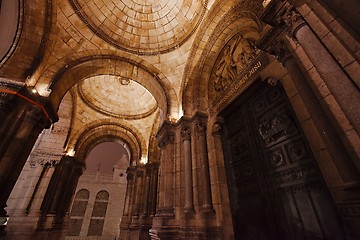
[262,0,272,8]
[140,156,148,165]
[35,83,52,97]
[31,88,38,94]
[178,105,184,120]
[66,149,76,157]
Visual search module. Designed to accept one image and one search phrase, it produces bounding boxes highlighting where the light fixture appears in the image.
[66,149,76,157]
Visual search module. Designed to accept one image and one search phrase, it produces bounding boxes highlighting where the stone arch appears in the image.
[71,121,144,166]
[36,52,178,122]
[182,0,263,114]
[0,0,52,79]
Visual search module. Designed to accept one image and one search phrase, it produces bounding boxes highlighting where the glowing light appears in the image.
[178,105,184,120]
[140,156,148,165]
[31,88,38,94]
[262,0,272,8]
[35,83,52,97]
[66,149,76,157]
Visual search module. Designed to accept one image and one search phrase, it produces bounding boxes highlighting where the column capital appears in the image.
[181,126,191,141]
[212,122,223,135]
[158,132,174,148]
[196,122,207,137]
[261,0,305,39]
[0,79,25,115]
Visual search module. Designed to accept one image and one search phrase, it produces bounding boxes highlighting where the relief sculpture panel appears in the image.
[213,34,257,94]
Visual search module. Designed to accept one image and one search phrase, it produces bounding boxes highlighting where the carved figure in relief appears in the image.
[214,35,257,93]
[231,35,256,74]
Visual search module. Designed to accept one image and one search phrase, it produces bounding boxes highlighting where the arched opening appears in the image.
[67,141,130,239]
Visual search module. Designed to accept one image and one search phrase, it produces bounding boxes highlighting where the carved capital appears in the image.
[196,122,207,137]
[212,122,223,135]
[158,132,174,148]
[279,5,305,39]
[181,126,191,141]
[261,1,306,40]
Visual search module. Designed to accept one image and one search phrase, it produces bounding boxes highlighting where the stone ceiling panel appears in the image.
[69,0,207,54]
[78,75,157,119]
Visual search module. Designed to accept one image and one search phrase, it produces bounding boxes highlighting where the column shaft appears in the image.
[197,123,213,211]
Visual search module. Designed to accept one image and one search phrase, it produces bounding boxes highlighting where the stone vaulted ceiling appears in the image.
[69,0,207,54]
[46,0,213,162]
[0,0,264,164]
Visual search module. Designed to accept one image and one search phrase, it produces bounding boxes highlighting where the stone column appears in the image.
[132,170,144,221]
[181,125,194,214]
[149,164,159,217]
[17,162,45,215]
[122,168,135,218]
[196,122,214,213]
[157,129,175,217]
[142,167,151,217]
[28,162,57,216]
[40,156,84,217]
[163,132,175,216]
[262,39,360,184]
[263,0,360,138]
[0,104,52,235]
[35,156,84,239]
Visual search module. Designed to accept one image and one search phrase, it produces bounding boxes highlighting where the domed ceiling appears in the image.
[69,0,207,54]
[78,75,157,119]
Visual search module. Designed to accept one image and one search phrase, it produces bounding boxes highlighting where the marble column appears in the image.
[196,122,214,213]
[181,125,194,214]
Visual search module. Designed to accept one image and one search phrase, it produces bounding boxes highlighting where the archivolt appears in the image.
[72,121,145,165]
[182,0,263,114]
[44,54,177,122]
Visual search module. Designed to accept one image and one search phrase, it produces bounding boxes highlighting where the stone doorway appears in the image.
[221,79,344,240]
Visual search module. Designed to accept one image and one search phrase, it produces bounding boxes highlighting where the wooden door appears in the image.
[221,80,344,240]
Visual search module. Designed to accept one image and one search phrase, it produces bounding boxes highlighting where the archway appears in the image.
[67,141,130,239]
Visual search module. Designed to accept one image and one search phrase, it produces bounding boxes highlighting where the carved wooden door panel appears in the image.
[221,80,343,240]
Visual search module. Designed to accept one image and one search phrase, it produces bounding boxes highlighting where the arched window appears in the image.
[87,190,109,236]
[68,189,90,236]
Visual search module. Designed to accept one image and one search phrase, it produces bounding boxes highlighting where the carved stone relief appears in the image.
[213,34,257,93]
